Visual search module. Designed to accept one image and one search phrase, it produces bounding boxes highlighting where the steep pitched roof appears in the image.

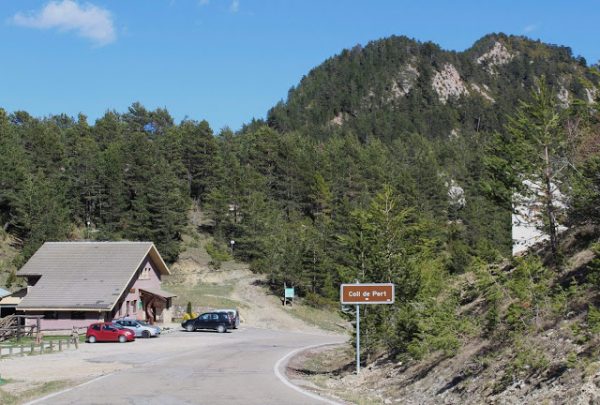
[17,242,170,311]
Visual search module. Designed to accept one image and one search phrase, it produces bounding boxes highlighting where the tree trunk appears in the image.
[543,145,558,259]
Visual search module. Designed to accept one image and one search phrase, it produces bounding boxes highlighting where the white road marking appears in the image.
[23,373,113,405]
[273,342,346,405]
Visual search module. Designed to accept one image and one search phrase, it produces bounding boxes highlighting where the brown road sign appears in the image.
[340,283,395,305]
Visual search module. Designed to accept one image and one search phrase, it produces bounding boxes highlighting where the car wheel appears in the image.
[119,335,127,343]
[186,324,195,332]
[217,324,226,333]
[142,330,151,338]
[88,335,96,343]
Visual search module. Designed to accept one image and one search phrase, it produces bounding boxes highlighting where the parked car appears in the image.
[114,318,161,338]
[215,308,240,329]
[181,312,230,333]
[86,322,135,343]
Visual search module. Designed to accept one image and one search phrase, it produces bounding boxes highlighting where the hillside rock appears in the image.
[476,41,515,72]
[432,64,469,103]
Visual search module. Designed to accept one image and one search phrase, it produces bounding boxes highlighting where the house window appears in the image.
[71,312,86,320]
[139,266,151,280]
[132,300,137,313]
[43,311,59,320]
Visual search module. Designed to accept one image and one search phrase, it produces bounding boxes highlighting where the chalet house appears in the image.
[16,242,176,330]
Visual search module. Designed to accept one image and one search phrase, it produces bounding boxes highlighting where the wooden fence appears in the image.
[0,338,77,359]
[0,315,42,342]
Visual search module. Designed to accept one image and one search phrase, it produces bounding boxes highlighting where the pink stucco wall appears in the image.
[25,311,106,330]
[115,257,162,321]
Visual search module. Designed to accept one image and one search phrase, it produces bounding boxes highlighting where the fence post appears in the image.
[19,345,24,356]
[30,343,34,355]
[40,342,44,354]
[49,341,54,352]
[59,340,63,351]
[9,346,13,357]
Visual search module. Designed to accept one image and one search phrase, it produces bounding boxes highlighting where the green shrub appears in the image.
[304,292,334,308]
[512,344,549,374]
[587,305,600,333]
[587,244,600,288]
[206,241,232,270]
[566,351,578,369]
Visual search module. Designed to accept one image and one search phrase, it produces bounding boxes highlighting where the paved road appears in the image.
[28,328,345,405]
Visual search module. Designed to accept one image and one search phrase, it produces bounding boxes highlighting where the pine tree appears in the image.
[179,120,218,201]
[12,172,71,259]
[488,79,572,260]
[0,109,30,232]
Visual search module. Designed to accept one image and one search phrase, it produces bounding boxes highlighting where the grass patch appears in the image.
[289,344,382,405]
[177,232,212,265]
[302,346,352,373]
[165,282,247,312]
[329,389,384,405]
[0,380,72,405]
[286,303,347,333]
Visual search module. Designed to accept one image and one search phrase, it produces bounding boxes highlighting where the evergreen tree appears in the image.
[179,120,218,201]
[12,172,71,259]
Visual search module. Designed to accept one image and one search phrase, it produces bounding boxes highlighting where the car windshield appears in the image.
[138,321,150,326]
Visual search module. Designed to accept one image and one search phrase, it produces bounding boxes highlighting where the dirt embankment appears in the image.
[289,334,600,404]
[284,242,600,404]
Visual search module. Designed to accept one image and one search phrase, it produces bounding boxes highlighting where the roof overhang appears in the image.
[17,307,110,312]
[139,288,177,299]
[147,244,170,275]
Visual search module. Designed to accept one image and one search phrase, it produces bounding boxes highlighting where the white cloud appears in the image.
[522,24,539,34]
[12,0,116,46]
[229,0,239,13]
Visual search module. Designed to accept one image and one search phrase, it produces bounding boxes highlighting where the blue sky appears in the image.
[1,0,599,132]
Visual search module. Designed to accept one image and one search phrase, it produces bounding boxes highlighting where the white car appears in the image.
[115,318,161,338]
[215,308,240,329]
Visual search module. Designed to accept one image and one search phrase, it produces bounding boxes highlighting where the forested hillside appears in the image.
[1,33,600,368]
[268,33,596,140]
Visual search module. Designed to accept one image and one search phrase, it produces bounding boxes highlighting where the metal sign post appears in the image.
[340,282,395,375]
[356,303,360,375]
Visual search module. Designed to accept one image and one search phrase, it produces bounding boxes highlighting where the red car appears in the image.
[86,322,135,343]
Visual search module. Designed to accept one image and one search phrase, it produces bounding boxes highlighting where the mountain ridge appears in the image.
[267,33,598,141]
